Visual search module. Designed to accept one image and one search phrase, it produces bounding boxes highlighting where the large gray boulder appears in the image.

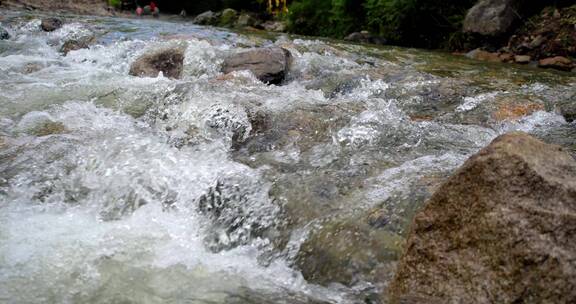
[463,0,518,36]
[388,132,576,303]
[222,47,292,85]
[129,48,185,79]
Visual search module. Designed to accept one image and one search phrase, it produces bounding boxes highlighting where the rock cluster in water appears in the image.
[461,3,576,72]
[389,132,576,303]
[192,9,287,33]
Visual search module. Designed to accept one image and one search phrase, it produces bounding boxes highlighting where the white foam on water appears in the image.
[1,11,575,304]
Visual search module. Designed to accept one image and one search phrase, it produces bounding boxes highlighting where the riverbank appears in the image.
[458,4,576,72]
[2,0,574,72]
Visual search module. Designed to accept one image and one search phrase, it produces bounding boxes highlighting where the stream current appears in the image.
[0,11,575,304]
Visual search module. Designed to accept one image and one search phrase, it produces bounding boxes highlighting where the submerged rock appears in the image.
[22,62,45,74]
[203,103,252,145]
[60,35,95,55]
[40,17,63,32]
[193,10,219,25]
[0,27,10,40]
[344,31,387,45]
[197,177,281,253]
[260,21,287,32]
[129,47,185,79]
[16,111,66,136]
[465,49,502,62]
[296,219,403,286]
[389,132,576,303]
[463,0,518,36]
[222,47,292,85]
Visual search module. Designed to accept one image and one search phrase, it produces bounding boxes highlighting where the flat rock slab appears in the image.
[389,132,576,303]
[222,47,292,85]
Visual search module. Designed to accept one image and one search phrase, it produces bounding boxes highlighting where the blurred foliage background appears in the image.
[147,0,574,49]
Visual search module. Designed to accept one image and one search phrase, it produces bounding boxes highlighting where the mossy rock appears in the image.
[219,8,238,27]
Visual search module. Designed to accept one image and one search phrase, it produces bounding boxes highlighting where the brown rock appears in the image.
[514,55,531,64]
[41,17,63,32]
[222,47,292,85]
[388,132,576,304]
[129,48,185,79]
[538,56,574,71]
[498,53,513,62]
[492,102,543,121]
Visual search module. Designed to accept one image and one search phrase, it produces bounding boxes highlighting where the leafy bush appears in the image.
[287,0,363,37]
[108,0,121,8]
[287,0,475,48]
[365,0,476,48]
[287,0,333,36]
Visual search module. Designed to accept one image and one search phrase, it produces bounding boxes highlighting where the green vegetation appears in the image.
[108,0,121,8]
[287,0,476,48]
[288,0,364,37]
[158,0,574,50]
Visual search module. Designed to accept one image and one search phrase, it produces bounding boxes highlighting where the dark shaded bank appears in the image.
[178,0,576,71]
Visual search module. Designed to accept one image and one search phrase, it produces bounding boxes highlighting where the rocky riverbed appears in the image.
[0,9,575,304]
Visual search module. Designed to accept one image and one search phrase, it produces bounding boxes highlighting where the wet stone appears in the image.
[296,218,404,286]
[41,17,63,32]
[222,47,292,85]
[60,35,95,55]
[129,47,185,79]
[15,111,66,137]
[389,132,576,303]
[0,27,10,40]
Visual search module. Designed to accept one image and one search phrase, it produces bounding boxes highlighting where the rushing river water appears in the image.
[0,10,575,304]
